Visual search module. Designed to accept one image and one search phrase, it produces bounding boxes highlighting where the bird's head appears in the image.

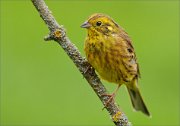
[81,13,120,35]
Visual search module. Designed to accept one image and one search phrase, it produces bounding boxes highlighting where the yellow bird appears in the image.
[81,13,150,116]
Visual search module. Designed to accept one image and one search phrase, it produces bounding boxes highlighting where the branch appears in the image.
[31,0,131,125]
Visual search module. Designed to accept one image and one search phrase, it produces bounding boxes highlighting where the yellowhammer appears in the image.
[81,13,150,116]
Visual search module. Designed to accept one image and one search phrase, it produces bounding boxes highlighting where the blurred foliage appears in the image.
[0,0,179,126]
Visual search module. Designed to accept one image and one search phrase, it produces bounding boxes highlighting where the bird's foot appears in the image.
[102,93,116,110]
[82,60,93,75]
[101,85,121,110]
[83,64,91,75]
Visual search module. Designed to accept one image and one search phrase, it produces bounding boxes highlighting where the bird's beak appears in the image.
[81,21,91,28]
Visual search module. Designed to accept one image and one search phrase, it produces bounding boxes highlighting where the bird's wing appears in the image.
[116,29,141,79]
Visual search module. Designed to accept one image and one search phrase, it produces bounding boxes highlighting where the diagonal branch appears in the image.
[31,0,131,126]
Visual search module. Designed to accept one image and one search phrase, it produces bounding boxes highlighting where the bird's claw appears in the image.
[102,93,116,110]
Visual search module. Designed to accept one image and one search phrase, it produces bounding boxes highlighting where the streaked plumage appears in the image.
[81,13,150,116]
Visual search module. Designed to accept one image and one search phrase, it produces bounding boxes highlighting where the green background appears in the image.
[0,0,179,126]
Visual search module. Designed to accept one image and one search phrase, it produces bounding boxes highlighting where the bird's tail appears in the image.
[127,80,151,116]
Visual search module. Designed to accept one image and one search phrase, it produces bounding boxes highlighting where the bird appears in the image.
[81,13,150,116]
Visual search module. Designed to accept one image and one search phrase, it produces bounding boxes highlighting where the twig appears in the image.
[31,0,131,125]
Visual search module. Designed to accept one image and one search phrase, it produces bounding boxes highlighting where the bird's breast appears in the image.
[84,38,124,84]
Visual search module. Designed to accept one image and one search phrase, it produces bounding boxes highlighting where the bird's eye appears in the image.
[96,21,102,26]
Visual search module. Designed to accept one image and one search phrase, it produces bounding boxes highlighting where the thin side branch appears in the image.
[31,0,131,125]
